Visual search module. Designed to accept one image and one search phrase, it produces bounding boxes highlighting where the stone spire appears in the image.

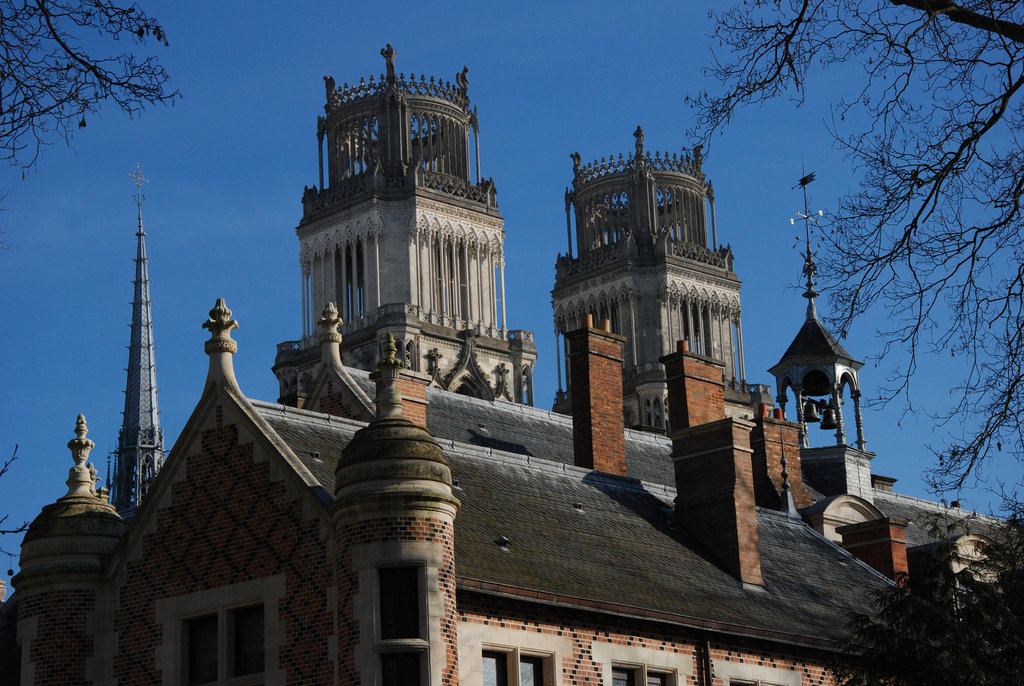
[112,164,164,515]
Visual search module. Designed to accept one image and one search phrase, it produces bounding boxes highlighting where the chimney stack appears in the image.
[837,517,909,582]
[662,342,763,585]
[662,340,725,429]
[750,415,813,509]
[566,314,627,476]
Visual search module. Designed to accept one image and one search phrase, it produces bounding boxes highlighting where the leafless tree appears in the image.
[0,0,177,171]
[0,445,26,565]
[689,1,1024,498]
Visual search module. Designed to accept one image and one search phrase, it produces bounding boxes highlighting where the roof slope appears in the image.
[251,399,889,645]
[344,367,675,485]
[873,490,1003,549]
[778,318,854,364]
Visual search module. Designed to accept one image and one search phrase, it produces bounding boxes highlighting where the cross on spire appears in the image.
[129,163,148,236]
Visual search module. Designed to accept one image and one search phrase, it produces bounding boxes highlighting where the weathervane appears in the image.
[129,163,148,236]
[791,166,823,321]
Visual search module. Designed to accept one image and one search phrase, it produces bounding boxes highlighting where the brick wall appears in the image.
[17,589,95,685]
[335,515,458,686]
[319,379,354,418]
[566,319,627,476]
[458,592,839,686]
[113,405,335,684]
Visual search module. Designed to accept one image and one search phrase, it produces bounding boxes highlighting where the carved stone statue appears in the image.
[693,144,703,170]
[323,75,335,99]
[456,66,469,92]
[570,152,582,176]
[381,43,397,80]
[633,126,644,158]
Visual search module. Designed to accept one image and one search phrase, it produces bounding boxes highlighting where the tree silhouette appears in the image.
[1,0,177,170]
[690,2,1024,497]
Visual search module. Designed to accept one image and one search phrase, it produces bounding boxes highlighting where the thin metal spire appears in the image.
[792,164,823,321]
[113,163,164,516]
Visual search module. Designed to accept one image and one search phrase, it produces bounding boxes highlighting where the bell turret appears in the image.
[768,173,873,500]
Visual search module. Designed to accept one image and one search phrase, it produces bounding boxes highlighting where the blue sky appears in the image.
[0,2,1005,575]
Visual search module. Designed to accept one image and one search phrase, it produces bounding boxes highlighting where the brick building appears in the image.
[2,48,1001,686]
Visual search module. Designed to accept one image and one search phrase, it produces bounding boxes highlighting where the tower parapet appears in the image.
[303,44,494,219]
[553,128,756,429]
[277,47,536,409]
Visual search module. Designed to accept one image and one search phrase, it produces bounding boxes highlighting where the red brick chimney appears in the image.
[661,342,763,585]
[566,314,627,476]
[662,340,725,429]
[837,517,909,582]
[374,369,430,429]
[749,415,813,509]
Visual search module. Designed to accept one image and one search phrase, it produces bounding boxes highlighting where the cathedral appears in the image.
[1,47,1001,686]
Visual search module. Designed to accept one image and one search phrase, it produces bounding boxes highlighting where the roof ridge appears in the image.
[872,489,1001,525]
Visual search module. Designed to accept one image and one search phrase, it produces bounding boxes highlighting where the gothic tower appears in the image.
[111,165,165,516]
[552,128,764,429]
[274,45,536,407]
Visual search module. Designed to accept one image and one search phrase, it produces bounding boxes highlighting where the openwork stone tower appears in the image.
[275,45,536,406]
[553,128,761,428]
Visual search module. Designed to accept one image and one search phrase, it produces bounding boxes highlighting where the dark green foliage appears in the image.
[832,540,1024,686]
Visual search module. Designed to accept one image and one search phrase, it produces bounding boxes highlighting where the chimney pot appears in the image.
[582,313,594,329]
[773,408,784,420]
[677,339,688,353]
[599,318,611,333]
[758,403,770,418]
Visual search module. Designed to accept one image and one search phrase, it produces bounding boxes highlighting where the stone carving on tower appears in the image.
[274,45,536,407]
[111,164,165,516]
[552,128,766,429]
[768,172,873,500]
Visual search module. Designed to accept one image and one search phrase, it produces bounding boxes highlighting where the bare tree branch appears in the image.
[0,445,26,536]
[690,0,1024,497]
[0,0,178,171]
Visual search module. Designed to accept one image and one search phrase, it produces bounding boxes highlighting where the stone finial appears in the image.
[202,298,240,387]
[318,302,343,343]
[65,414,98,498]
[319,302,344,368]
[203,298,239,352]
[376,333,404,419]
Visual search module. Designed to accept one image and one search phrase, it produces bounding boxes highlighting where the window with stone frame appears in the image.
[612,665,673,686]
[183,604,265,685]
[377,566,426,686]
[483,647,553,686]
[378,566,421,639]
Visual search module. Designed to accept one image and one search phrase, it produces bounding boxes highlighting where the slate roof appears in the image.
[873,490,1003,549]
[341,366,676,486]
[249,395,891,647]
[777,317,856,365]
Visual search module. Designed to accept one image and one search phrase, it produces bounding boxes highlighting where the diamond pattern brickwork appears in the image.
[113,406,334,684]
